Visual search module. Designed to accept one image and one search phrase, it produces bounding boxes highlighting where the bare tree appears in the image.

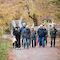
[25,0,38,26]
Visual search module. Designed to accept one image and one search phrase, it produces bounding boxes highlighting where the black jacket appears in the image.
[37,28,46,37]
[50,28,57,38]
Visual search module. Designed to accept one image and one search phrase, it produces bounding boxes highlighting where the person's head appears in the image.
[43,25,46,29]
[40,24,43,28]
[22,23,26,27]
[15,27,19,30]
[50,25,52,28]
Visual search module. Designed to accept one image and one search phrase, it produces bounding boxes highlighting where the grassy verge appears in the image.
[0,39,12,60]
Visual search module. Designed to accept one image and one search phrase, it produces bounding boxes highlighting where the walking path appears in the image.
[8,39,60,60]
[2,35,60,60]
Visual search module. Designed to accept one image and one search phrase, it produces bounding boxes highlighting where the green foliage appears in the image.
[0,0,60,26]
[50,0,60,22]
[55,13,60,20]
[0,39,11,60]
[0,28,4,36]
[4,28,10,34]
[51,0,60,6]
[55,0,60,5]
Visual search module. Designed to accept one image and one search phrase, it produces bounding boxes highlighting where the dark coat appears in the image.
[43,28,48,37]
[25,28,31,39]
[31,30,36,40]
[20,27,25,37]
[21,28,31,39]
[37,28,46,37]
[13,28,21,41]
[21,28,26,38]
[50,28,57,38]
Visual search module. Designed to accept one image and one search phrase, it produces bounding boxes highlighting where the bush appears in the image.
[0,39,11,60]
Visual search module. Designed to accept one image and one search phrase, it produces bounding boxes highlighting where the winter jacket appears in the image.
[25,28,31,39]
[31,30,36,40]
[37,28,46,37]
[50,28,57,38]
[20,27,25,37]
[22,28,31,39]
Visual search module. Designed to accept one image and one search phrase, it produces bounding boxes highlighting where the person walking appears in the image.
[31,27,36,47]
[22,25,31,49]
[43,25,48,45]
[20,23,26,46]
[25,25,31,48]
[37,25,46,47]
[13,27,21,48]
[50,26,57,47]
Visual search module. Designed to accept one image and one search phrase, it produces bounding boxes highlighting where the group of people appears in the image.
[12,23,57,49]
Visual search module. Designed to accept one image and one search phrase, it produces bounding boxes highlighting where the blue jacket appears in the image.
[20,27,25,37]
[21,28,31,39]
[25,28,31,39]
[37,28,46,37]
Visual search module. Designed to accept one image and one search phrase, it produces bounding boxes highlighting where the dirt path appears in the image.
[8,45,60,60]
[7,37,60,60]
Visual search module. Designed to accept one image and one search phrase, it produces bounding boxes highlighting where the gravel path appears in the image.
[11,45,60,60]
[8,37,60,60]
